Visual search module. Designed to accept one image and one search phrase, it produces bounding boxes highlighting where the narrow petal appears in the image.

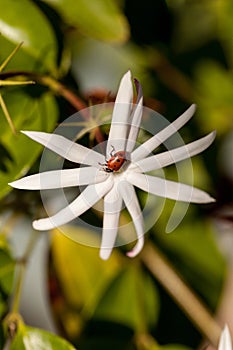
[9,167,109,190]
[127,172,215,203]
[131,104,196,161]
[106,71,133,155]
[118,180,144,257]
[22,131,105,166]
[219,326,232,350]
[32,176,113,230]
[100,185,123,260]
[126,78,143,153]
[131,131,216,173]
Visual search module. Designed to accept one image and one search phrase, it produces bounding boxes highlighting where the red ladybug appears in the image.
[99,146,126,173]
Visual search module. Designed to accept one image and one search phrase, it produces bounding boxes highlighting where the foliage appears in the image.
[0,0,232,349]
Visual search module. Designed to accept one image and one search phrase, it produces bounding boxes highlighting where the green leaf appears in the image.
[0,0,58,73]
[213,0,233,68]
[0,91,58,199]
[51,226,123,338]
[0,250,15,296]
[194,61,233,134]
[71,37,154,95]
[93,265,159,331]
[0,235,15,318]
[51,227,122,314]
[42,0,130,43]
[10,321,77,350]
[51,226,159,334]
[155,217,226,309]
[0,294,7,318]
[0,235,15,296]
[168,2,217,52]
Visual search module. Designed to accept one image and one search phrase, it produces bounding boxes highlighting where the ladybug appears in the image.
[99,146,126,173]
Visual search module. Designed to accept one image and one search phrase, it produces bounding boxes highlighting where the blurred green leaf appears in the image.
[42,0,130,43]
[0,295,7,318]
[195,61,233,134]
[213,0,233,67]
[10,321,77,350]
[0,235,15,318]
[70,37,153,94]
[0,91,58,199]
[51,227,122,325]
[0,250,15,296]
[0,235,15,296]
[51,226,159,334]
[155,217,225,308]
[0,324,5,349]
[168,1,217,53]
[0,0,58,73]
[94,265,159,332]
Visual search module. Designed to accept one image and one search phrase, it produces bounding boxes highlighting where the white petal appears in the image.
[106,71,133,155]
[127,172,215,203]
[131,104,196,161]
[131,131,216,173]
[22,131,105,166]
[219,326,232,350]
[118,180,144,257]
[9,167,109,190]
[100,185,123,260]
[32,176,113,230]
[126,78,143,153]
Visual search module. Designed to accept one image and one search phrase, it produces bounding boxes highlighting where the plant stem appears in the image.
[11,230,41,314]
[38,75,87,111]
[150,50,195,102]
[135,333,158,350]
[36,75,105,144]
[0,93,16,134]
[11,263,25,314]
[0,71,106,143]
[141,242,222,347]
[0,42,23,72]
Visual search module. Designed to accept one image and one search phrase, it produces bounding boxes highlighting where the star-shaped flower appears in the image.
[9,71,215,260]
[219,326,232,350]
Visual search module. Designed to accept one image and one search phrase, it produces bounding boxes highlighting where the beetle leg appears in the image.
[98,161,107,166]
[105,167,113,173]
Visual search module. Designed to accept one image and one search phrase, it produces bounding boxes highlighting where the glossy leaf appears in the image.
[10,321,77,350]
[0,91,58,199]
[42,0,130,43]
[0,0,57,73]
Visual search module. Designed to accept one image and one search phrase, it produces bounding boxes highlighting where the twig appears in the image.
[141,242,222,346]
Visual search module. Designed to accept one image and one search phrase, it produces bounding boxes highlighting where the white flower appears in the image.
[219,325,232,350]
[9,71,216,260]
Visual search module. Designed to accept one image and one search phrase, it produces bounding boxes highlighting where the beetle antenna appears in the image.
[110,145,115,156]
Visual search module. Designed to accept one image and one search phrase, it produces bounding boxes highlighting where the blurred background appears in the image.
[0,0,233,349]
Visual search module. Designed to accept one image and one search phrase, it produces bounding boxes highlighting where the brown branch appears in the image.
[141,242,222,346]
